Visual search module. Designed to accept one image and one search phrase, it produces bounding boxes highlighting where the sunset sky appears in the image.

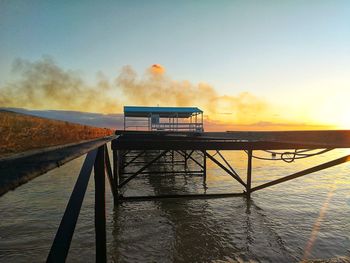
[1,1,350,129]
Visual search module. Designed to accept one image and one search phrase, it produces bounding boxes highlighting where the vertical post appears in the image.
[176,113,179,131]
[113,150,120,201]
[124,115,126,130]
[201,112,203,132]
[120,150,125,169]
[202,150,207,190]
[195,113,197,131]
[113,151,117,194]
[94,146,107,263]
[246,149,253,199]
[184,150,187,170]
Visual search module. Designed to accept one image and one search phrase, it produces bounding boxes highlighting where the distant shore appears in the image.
[0,110,113,158]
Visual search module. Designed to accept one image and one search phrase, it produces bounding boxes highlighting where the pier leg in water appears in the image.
[202,150,207,192]
[113,150,121,203]
[171,150,174,165]
[246,149,253,199]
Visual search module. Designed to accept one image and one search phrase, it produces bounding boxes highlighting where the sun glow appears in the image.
[313,94,350,129]
[335,112,350,129]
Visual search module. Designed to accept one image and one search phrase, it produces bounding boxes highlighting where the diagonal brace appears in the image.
[119,150,168,188]
[122,150,146,169]
[47,149,97,262]
[205,151,247,188]
[251,154,350,192]
[104,145,117,201]
[185,150,195,162]
[216,150,242,180]
[176,150,204,169]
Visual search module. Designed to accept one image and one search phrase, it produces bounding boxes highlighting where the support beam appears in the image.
[251,154,350,192]
[216,150,242,180]
[122,150,146,169]
[119,192,245,202]
[122,150,130,158]
[47,149,97,262]
[201,112,204,132]
[185,150,195,162]
[119,150,168,188]
[94,146,107,263]
[184,150,194,170]
[124,160,187,165]
[113,150,121,199]
[177,150,204,169]
[104,145,117,203]
[205,151,247,188]
[246,150,252,199]
[202,150,207,190]
[121,170,204,175]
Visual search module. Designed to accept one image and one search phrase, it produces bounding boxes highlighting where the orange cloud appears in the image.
[149,64,165,75]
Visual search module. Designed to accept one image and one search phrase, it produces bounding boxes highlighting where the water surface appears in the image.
[0,147,349,262]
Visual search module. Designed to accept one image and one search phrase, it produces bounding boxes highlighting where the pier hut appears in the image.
[123,106,204,132]
[116,106,206,200]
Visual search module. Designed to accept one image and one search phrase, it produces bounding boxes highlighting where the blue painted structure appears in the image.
[123,106,204,131]
[124,106,202,118]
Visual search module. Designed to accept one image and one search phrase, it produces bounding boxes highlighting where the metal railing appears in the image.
[47,143,114,263]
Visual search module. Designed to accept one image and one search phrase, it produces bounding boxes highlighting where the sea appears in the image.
[0,146,349,262]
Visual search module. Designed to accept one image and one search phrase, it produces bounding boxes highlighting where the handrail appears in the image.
[0,136,115,197]
[0,135,116,262]
[47,149,98,262]
[47,143,111,263]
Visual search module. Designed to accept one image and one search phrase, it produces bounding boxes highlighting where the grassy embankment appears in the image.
[0,110,113,158]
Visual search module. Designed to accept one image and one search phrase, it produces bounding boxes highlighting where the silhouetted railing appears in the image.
[46,143,113,263]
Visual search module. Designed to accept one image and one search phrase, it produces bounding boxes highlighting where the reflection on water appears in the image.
[0,146,350,262]
[111,197,299,262]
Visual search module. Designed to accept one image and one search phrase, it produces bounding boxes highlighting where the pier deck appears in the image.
[113,130,350,150]
[111,130,350,202]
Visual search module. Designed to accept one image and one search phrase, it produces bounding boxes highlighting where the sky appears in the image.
[1,1,350,129]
